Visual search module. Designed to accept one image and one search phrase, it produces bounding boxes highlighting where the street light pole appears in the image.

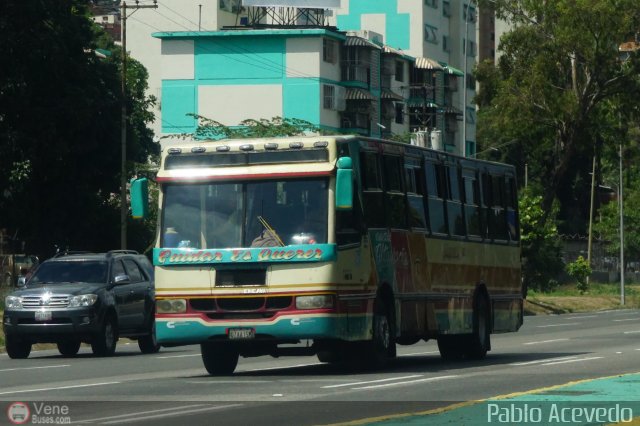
[119,1,157,250]
[587,155,596,273]
[120,2,128,250]
[619,142,625,305]
[462,2,471,158]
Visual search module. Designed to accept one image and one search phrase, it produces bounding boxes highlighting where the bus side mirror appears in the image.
[130,177,149,219]
[336,157,353,211]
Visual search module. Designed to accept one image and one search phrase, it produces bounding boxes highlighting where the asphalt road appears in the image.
[1,309,639,425]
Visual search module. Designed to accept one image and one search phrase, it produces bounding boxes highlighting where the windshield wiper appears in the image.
[257,216,285,247]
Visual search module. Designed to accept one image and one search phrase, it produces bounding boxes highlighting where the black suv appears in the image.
[3,250,159,359]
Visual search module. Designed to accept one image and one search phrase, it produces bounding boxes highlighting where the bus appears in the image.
[130,135,522,375]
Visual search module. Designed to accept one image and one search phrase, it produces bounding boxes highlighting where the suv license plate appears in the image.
[228,328,255,340]
[35,310,52,321]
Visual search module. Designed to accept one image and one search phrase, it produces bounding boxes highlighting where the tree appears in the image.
[0,0,158,257]
[519,191,564,294]
[475,0,640,232]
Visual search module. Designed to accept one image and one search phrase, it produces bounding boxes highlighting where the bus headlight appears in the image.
[296,295,334,310]
[5,296,22,309]
[157,299,187,314]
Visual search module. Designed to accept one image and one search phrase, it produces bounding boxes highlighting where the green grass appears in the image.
[528,282,640,298]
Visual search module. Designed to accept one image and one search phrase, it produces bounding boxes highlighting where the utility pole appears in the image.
[120,1,157,249]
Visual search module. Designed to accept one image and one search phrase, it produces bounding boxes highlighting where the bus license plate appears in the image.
[228,328,255,340]
[35,310,52,321]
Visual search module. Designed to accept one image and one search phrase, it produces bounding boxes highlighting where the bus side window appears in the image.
[361,151,385,228]
[505,176,519,242]
[463,170,482,239]
[425,161,448,235]
[405,160,427,231]
[446,164,465,237]
[488,175,508,241]
[336,201,364,246]
[383,155,407,230]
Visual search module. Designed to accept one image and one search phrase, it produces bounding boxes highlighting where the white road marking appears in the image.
[536,323,580,328]
[243,362,321,372]
[613,319,638,322]
[523,338,569,346]
[156,354,201,359]
[0,381,120,395]
[624,331,640,334]
[88,404,243,424]
[79,404,209,423]
[540,356,603,366]
[565,315,598,319]
[510,356,578,366]
[352,375,458,390]
[323,375,423,389]
[401,351,440,356]
[0,364,70,373]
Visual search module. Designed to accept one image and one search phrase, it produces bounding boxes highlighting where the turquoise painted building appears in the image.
[154,25,465,152]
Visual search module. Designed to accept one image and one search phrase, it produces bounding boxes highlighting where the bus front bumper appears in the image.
[156,312,369,345]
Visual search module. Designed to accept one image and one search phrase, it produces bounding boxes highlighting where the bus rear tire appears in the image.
[201,343,239,375]
[465,295,490,360]
[437,295,490,361]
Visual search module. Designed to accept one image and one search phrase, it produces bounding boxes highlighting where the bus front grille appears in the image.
[189,296,293,313]
[215,269,266,286]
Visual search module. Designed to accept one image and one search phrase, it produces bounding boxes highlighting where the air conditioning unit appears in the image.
[348,30,383,44]
[430,130,443,150]
[411,131,428,147]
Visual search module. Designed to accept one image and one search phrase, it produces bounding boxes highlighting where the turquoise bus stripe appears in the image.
[153,244,337,266]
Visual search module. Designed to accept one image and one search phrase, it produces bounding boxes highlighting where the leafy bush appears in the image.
[566,256,592,294]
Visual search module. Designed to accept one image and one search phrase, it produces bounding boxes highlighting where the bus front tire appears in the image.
[201,343,239,375]
[364,297,396,369]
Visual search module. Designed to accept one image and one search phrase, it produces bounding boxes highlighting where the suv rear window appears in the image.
[30,261,108,284]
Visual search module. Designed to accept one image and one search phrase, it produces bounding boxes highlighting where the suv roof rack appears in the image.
[52,250,94,258]
[106,250,139,257]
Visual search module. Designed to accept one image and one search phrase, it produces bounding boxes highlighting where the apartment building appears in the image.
[123,1,491,156]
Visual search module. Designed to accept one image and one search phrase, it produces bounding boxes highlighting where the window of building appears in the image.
[442,35,451,52]
[395,103,404,124]
[463,39,477,57]
[425,0,438,8]
[323,38,337,64]
[323,84,335,110]
[395,61,404,82]
[466,74,476,91]
[463,4,477,22]
[424,24,438,44]
[442,0,451,17]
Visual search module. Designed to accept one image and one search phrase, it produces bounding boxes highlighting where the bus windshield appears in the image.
[162,178,328,249]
